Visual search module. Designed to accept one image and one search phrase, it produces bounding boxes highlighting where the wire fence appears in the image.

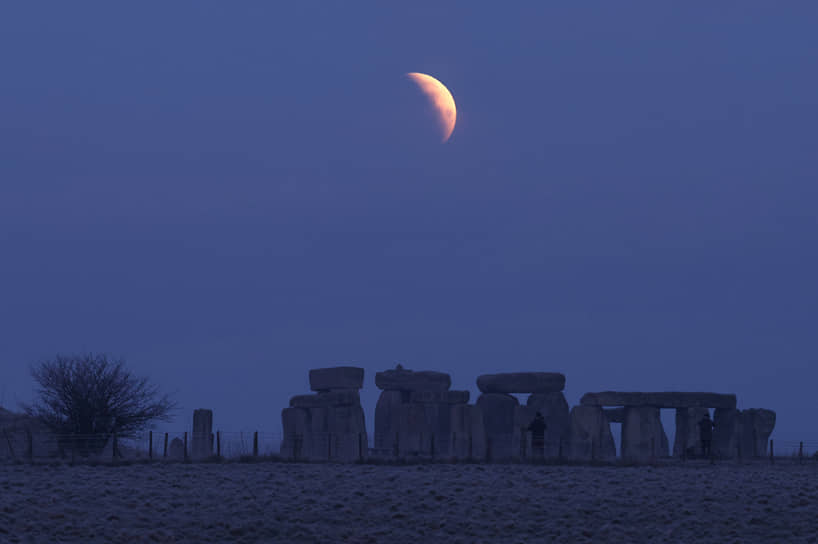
[2,430,818,466]
[0,430,286,464]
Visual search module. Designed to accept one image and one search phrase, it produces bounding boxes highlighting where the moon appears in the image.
[406,72,457,143]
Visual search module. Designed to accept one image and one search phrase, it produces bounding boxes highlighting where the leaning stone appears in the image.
[621,406,669,462]
[375,367,451,392]
[309,366,364,392]
[290,390,360,408]
[476,372,565,394]
[450,404,486,460]
[565,405,616,461]
[580,391,737,410]
[409,390,470,404]
[476,393,518,461]
[168,437,185,460]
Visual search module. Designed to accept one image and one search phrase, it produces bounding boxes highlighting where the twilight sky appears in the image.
[1,2,817,448]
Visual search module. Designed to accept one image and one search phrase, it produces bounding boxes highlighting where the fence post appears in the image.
[358,433,363,462]
[27,429,33,462]
[769,439,774,464]
[183,432,188,462]
[799,441,803,464]
[112,433,118,460]
[163,433,169,459]
[217,431,221,458]
[468,433,473,459]
[149,431,153,460]
[253,431,259,457]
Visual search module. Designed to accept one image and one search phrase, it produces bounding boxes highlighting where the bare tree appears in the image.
[24,353,176,455]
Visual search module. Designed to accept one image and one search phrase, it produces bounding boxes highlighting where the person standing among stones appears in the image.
[528,412,547,458]
[698,412,715,458]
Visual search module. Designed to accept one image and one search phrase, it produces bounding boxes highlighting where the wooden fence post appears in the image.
[163,433,168,459]
[799,441,804,464]
[253,431,259,457]
[149,431,153,460]
[769,439,774,464]
[216,431,221,458]
[183,432,188,462]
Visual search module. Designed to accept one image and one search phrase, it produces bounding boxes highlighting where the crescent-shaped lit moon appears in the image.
[406,72,457,143]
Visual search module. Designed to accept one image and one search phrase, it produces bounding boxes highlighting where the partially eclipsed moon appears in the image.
[406,72,457,142]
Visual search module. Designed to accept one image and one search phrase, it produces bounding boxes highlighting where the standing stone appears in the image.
[512,392,570,460]
[281,367,368,462]
[565,406,616,461]
[738,408,776,458]
[192,409,213,460]
[327,404,367,462]
[527,392,570,459]
[713,408,741,459]
[450,404,486,460]
[374,390,407,452]
[673,407,709,458]
[476,393,519,461]
[396,402,431,457]
[168,437,185,461]
[372,366,464,460]
[309,366,364,392]
[280,407,311,460]
[621,406,669,463]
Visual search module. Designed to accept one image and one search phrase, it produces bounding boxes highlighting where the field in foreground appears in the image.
[1,461,816,543]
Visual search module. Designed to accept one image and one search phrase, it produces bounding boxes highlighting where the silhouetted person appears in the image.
[698,412,715,458]
[528,412,547,458]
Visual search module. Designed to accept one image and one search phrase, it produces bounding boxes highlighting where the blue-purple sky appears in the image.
[2,2,817,447]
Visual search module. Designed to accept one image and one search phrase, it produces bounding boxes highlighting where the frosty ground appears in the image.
[0,461,816,543]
